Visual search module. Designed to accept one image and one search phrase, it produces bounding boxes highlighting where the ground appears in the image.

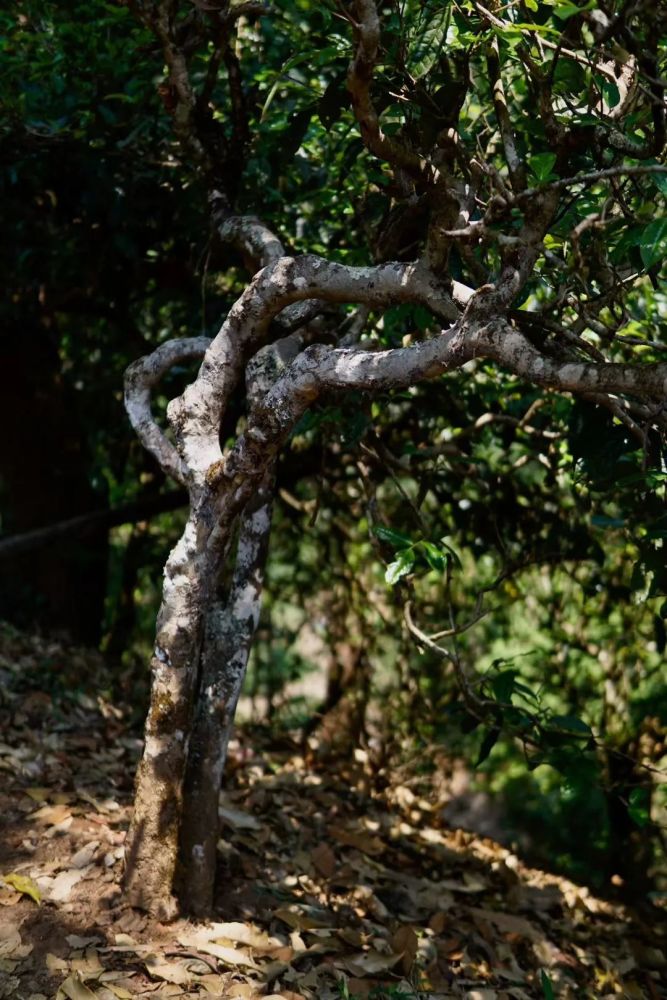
[0,629,665,1000]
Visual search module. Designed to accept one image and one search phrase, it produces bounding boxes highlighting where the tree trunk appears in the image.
[122,513,220,918]
[179,476,273,916]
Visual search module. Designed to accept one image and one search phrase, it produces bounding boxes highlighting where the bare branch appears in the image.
[226,1,269,22]
[153,1,211,172]
[486,37,526,192]
[125,337,211,486]
[168,256,464,478]
[486,321,667,403]
[581,391,646,446]
[217,214,286,266]
[346,0,438,184]
[404,601,487,717]
[519,163,667,202]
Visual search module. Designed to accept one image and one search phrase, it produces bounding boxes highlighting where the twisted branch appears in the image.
[124,337,211,486]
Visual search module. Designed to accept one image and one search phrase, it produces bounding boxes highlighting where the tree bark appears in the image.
[179,474,274,915]
[122,513,222,918]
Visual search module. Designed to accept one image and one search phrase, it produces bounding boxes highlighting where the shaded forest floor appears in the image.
[0,630,665,1000]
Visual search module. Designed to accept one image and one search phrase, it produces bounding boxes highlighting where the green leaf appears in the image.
[601,79,620,108]
[2,872,41,903]
[528,152,557,183]
[540,969,556,1000]
[476,725,501,766]
[554,0,596,19]
[409,9,449,80]
[639,218,667,269]
[628,787,651,828]
[385,548,415,585]
[492,669,517,704]
[513,679,540,706]
[374,525,413,548]
[440,539,463,570]
[417,540,447,572]
[549,714,593,738]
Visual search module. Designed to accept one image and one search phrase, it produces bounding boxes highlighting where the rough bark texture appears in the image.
[122,516,222,918]
[179,475,274,916]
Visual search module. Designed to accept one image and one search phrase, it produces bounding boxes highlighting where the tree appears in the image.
[117,0,667,918]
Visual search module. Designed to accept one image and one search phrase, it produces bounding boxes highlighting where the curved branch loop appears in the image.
[124,337,211,486]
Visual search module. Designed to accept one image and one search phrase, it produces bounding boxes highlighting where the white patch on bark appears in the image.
[231,581,261,626]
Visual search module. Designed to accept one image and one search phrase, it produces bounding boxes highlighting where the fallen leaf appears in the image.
[196,973,230,994]
[112,934,137,947]
[49,865,91,902]
[144,954,192,985]
[219,803,261,830]
[45,815,74,839]
[274,905,334,931]
[341,950,404,976]
[57,972,99,1000]
[75,790,107,813]
[31,803,72,825]
[469,907,540,940]
[0,888,22,906]
[70,842,100,869]
[1,872,41,903]
[97,982,134,999]
[176,936,258,969]
[70,948,103,976]
[391,926,418,975]
[311,842,336,878]
[24,787,50,803]
[220,984,262,999]
[437,876,486,894]
[66,937,102,949]
[46,954,69,973]
[180,921,281,951]
[330,825,384,856]
[0,929,23,958]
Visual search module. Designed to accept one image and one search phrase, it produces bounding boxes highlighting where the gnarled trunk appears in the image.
[122,514,220,918]
[179,475,273,916]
